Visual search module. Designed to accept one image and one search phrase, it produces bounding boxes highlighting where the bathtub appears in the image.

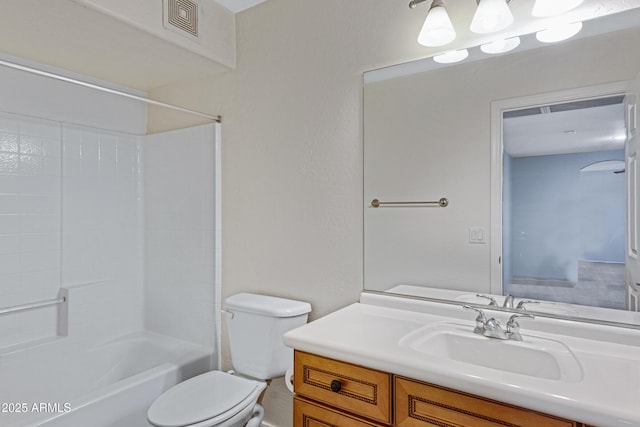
[0,331,212,427]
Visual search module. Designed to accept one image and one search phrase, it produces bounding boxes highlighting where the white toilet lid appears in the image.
[148,371,265,427]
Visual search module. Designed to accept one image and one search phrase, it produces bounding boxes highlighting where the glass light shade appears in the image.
[532,0,584,17]
[470,0,514,34]
[480,36,521,54]
[536,21,583,43]
[417,3,456,47]
[433,49,469,64]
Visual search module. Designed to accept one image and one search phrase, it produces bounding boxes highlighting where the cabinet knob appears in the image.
[330,380,342,392]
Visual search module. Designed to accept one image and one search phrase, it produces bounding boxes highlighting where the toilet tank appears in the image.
[225,293,311,380]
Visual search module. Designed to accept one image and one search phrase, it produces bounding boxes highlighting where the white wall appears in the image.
[0,54,147,134]
[78,0,236,68]
[144,124,218,351]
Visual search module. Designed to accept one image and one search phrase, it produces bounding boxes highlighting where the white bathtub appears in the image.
[0,331,212,427]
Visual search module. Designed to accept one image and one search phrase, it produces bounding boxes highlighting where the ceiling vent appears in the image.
[163,0,200,41]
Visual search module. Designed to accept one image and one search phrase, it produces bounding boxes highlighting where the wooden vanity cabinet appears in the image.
[294,397,387,427]
[293,351,392,426]
[395,377,576,427]
[293,351,591,427]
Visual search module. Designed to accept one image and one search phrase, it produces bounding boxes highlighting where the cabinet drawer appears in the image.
[294,351,392,424]
[294,397,386,427]
[396,377,577,427]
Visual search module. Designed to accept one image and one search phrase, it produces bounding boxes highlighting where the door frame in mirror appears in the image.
[489,81,631,297]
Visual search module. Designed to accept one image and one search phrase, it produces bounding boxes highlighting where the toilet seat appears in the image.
[147,371,266,427]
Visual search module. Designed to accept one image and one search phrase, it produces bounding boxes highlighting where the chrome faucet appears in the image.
[462,305,488,335]
[516,299,540,311]
[483,317,508,340]
[476,294,498,307]
[506,313,535,341]
[503,294,515,309]
[463,306,534,341]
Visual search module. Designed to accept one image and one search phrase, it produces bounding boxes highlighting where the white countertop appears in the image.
[283,300,640,427]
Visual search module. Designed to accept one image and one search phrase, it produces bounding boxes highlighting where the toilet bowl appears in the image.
[147,293,311,427]
[147,371,266,427]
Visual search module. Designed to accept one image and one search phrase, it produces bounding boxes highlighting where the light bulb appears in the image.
[536,22,583,43]
[480,36,521,54]
[433,49,469,64]
[470,0,514,34]
[532,0,584,17]
[417,0,456,47]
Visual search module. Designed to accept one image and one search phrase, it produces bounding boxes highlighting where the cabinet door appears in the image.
[395,377,576,427]
[294,397,386,427]
[294,351,392,424]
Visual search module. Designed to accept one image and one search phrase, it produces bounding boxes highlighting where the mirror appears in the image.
[363,8,640,327]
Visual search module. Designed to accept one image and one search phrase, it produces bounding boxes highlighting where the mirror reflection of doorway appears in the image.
[502,96,626,309]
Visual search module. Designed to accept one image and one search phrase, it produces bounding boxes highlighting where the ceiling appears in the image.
[504,102,627,157]
[215,0,268,13]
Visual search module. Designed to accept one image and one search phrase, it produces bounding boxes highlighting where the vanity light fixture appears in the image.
[433,49,469,64]
[470,0,514,34]
[414,0,457,47]
[532,0,584,17]
[536,21,583,43]
[480,36,521,54]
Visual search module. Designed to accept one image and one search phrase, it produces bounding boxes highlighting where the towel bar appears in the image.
[0,297,66,316]
[370,198,449,208]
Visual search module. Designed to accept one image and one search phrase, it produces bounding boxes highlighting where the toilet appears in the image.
[147,293,311,427]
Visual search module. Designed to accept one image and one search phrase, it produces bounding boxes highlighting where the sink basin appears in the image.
[399,322,583,382]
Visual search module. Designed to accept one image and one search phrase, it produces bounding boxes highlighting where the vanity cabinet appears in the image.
[293,351,591,427]
[293,351,392,425]
[395,377,575,427]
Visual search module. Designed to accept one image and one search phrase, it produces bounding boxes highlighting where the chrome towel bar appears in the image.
[370,197,449,208]
[0,297,66,316]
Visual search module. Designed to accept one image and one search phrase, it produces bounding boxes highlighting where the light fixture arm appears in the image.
[475,0,512,4]
[408,0,430,9]
[410,0,510,10]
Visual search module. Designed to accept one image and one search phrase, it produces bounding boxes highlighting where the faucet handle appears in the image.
[475,294,498,307]
[463,305,487,334]
[516,299,540,310]
[506,313,535,341]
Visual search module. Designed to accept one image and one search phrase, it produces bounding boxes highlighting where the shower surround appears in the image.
[0,57,220,426]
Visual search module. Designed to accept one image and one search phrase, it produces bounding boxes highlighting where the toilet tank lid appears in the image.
[225,293,311,317]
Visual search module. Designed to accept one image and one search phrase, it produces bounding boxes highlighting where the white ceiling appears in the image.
[504,103,626,157]
[214,0,268,13]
